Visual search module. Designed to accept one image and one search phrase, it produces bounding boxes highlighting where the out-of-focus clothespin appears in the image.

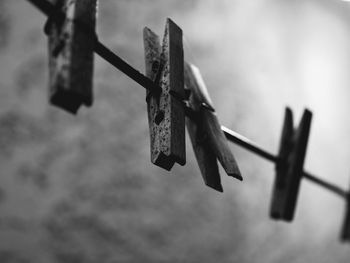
[341,187,350,241]
[270,107,312,221]
[143,18,186,171]
[44,0,97,114]
[184,63,242,192]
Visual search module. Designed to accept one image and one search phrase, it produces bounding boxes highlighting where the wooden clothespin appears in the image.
[143,19,186,171]
[184,63,242,192]
[270,107,312,221]
[341,187,350,241]
[44,0,97,114]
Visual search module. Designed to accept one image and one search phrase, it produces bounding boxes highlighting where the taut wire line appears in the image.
[25,0,349,200]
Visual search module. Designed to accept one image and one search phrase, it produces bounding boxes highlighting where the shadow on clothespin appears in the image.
[341,186,350,242]
[44,0,97,114]
[184,63,242,192]
[270,107,312,221]
[143,19,186,171]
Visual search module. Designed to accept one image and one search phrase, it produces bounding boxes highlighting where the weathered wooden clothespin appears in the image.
[44,0,97,114]
[143,19,186,171]
[270,107,312,221]
[341,187,350,241]
[184,63,242,192]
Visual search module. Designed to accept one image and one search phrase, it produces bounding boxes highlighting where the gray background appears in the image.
[0,0,350,262]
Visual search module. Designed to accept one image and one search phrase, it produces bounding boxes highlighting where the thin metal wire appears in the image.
[94,43,161,94]
[303,171,348,198]
[222,126,348,199]
[222,126,278,162]
[26,0,349,200]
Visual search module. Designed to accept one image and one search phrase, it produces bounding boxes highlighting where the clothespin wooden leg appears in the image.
[186,107,223,192]
[143,19,186,171]
[271,108,294,219]
[184,62,241,192]
[45,0,97,114]
[202,109,241,180]
[270,107,312,221]
[341,188,350,241]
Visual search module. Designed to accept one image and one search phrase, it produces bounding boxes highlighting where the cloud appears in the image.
[1,0,350,262]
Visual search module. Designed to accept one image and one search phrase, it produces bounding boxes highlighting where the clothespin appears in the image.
[184,63,242,192]
[270,107,312,221]
[341,187,350,241]
[143,19,186,171]
[44,0,97,114]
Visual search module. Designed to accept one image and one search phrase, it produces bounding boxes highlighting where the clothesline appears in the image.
[222,127,348,198]
[25,0,348,201]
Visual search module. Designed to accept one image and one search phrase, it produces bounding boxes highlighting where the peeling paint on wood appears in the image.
[143,19,185,171]
[46,0,97,114]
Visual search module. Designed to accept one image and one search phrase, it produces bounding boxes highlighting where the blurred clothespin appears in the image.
[270,107,312,221]
[143,19,186,171]
[341,187,350,241]
[184,63,242,192]
[44,0,97,114]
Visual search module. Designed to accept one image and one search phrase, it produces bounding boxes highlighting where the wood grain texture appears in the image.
[143,19,186,171]
[270,108,312,221]
[46,0,97,114]
[186,113,222,192]
[184,63,241,192]
[184,64,215,111]
[203,110,241,180]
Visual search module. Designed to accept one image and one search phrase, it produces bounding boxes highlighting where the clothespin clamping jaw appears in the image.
[184,63,242,192]
[143,19,186,171]
[340,186,350,242]
[44,0,97,114]
[270,108,312,221]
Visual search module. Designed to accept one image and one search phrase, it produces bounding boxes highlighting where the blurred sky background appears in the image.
[0,0,350,262]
